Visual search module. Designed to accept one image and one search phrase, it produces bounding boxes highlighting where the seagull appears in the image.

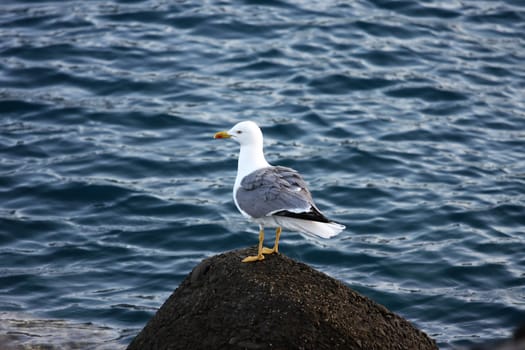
[214,121,345,262]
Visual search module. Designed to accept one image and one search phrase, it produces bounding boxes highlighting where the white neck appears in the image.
[236,143,270,183]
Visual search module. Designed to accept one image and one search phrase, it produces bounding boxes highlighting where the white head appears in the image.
[214,120,264,148]
[214,120,270,174]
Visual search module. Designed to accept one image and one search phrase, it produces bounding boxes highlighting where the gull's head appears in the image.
[214,121,263,147]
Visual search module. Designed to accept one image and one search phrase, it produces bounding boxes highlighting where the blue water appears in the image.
[1,0,524,349]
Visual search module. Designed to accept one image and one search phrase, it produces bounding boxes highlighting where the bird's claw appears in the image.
[242,254,265,263]
[262,247,278,255]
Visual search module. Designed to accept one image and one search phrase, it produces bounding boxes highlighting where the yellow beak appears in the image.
[214,131,232,139]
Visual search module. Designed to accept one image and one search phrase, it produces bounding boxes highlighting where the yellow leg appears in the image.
[262,226,281,255]
[242,228,265,262]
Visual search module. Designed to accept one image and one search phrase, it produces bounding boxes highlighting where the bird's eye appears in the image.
[236,130,242,134]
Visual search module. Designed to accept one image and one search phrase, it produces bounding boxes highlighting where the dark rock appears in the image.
[127,247,438,350]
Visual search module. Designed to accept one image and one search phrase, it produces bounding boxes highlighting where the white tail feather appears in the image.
[272,217,345,239]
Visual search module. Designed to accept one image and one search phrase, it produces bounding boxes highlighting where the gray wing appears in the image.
[236,166,330,222]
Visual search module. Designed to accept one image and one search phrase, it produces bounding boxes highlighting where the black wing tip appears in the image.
[273,208,332,223]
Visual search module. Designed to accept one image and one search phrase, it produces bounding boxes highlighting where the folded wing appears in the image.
[236,166,330,223]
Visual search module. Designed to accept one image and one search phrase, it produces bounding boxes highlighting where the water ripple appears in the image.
[1,0,525,349]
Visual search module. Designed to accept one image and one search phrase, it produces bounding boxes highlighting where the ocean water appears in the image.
[1,0,524,349]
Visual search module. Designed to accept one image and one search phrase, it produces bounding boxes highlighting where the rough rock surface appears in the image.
[127,247,438,350]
